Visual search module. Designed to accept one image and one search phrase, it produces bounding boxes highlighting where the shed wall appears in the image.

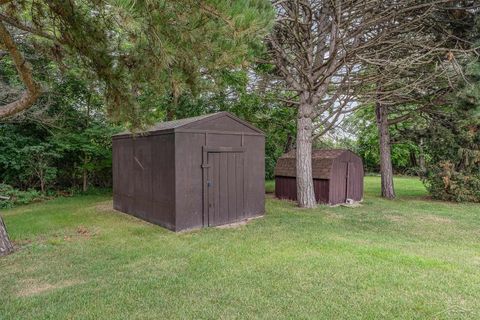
[329,160,348,204]
[113,112,265,231]
[174,131,264,231]
[151,134,176,228]
[174,132,208,230]
[113,138,134,212]
[275,177,329,203]
[113,133,176,230]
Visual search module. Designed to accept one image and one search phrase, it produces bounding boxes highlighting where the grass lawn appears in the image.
[1,176,479,319]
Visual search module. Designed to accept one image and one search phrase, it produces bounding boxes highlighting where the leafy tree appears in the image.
[19,144,60,193]
[350,106,425,175]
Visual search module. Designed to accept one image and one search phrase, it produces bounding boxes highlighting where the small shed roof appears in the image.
[114,112,263,137]
[274,149,350,179]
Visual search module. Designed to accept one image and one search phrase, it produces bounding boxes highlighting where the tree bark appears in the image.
[0,215,13,257]
[40,172,45,194]
[375,101,396,199]
[418,137,426,174]
[83,100,90,192]
[296,102,317,208]
[82,155,88,192]
[0,21,41,118]
[283,134,293,153]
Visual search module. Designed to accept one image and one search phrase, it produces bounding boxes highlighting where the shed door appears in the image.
[207,152,245,226]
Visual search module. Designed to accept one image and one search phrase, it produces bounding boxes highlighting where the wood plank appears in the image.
[219,152,228,225]
[207,153,215,226]
[227,153,236,222]
[214,153,220,226]
[236,153,245,219]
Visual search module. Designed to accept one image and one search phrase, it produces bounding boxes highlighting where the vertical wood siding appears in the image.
[275,176,329,204]
[113,113,265,232]
[274,149,364,205]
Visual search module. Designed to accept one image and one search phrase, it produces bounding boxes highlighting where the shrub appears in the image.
[423,161,480,202]
[0,184,46,209]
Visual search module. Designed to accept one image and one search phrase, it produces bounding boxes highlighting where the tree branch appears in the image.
[0,21,41,119]
[0,13,59,42]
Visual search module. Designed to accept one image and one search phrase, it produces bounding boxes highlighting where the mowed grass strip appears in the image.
[1,177,479,319]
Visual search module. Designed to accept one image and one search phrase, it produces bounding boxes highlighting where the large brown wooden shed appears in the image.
[274,149,364,205]
[112,112,265,231]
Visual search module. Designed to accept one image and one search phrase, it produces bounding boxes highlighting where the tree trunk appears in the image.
[39,169,45,194]
[296,102,317,208]
[0,215,13,257]
[82,155,88,192]
[418,137,426,174]
[375,101,396,199]
[284,134,294,153]
[83,97,90,193]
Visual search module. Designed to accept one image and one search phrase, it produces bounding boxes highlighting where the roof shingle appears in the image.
[274,149,348,179]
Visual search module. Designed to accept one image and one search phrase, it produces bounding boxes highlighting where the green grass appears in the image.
[265,179,275,193]
[1,177,480,319]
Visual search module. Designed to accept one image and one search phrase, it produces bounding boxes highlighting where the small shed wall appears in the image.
[274,149,364,205]
[329,151,364,204]
[151,134,176,228]
[275,177,329,203]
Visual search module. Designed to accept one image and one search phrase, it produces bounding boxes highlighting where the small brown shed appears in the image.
[274,149,364,205]
[113,112,265,231]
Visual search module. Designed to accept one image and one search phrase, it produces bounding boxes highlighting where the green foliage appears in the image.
[3,0,273,127]
[423,161,480,202]
[421,109,480,202]
[143,69,296,179]
[0,55,121,191]
[349,106,421,174]
[421,54,480,202]
[0,184,45,209]
[19,144,61,192]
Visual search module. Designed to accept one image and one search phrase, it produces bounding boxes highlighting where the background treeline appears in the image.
[1,43,479,203]
[0,44,297,200]
[0,1,479,207]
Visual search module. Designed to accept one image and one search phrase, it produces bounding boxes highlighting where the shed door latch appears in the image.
[207,181,212,187]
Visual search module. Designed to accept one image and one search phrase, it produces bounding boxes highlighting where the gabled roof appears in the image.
[148,113,220,132]
[274,149,351,179]
[114,112,264,137]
